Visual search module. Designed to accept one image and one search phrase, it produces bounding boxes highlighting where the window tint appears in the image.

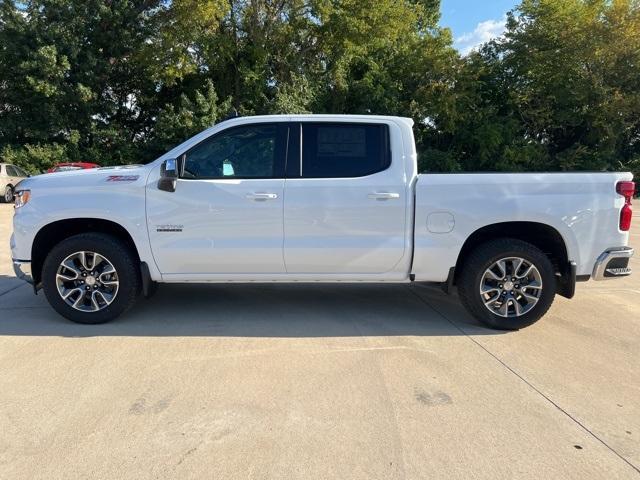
[14,166,27,177]
[183,124,282,179]
[301,123,390,178]
[6,165,18,176]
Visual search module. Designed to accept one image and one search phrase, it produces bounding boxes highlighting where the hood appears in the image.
[17,164,151,191]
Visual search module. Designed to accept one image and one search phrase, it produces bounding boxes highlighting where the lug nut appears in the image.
[499,284,503,288]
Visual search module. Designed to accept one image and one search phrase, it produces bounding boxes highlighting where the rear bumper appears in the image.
[592,247,634,280]
[12,259,33,284]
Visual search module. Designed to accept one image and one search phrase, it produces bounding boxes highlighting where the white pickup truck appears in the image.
[10,115,635,329]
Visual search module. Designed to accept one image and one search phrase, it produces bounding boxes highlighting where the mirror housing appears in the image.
[158,157,179,192]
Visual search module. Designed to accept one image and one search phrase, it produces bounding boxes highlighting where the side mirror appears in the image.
[158,157,179,192]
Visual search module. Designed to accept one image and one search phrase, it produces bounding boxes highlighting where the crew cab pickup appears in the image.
[10,115,635,329]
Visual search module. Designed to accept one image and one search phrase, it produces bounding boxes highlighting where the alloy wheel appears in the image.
[55,251,119,312]
[479,256,543,318]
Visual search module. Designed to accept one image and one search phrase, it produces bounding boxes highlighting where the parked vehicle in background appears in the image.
[47,162,99,173]
[0,163,28,203]
[10,115,636,329]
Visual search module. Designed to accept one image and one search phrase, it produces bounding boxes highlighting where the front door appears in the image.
[146,123,289,275]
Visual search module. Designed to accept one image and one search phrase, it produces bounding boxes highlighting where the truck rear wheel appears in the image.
[458,239,556,330]
[42,233,140,324]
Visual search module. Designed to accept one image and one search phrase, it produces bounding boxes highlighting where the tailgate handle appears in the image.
[368,192,400,200]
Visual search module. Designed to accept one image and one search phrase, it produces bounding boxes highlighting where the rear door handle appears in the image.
[368,192,400,200]
[246,192,278,201]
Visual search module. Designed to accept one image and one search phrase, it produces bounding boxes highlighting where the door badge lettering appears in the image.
[156,224,183,232]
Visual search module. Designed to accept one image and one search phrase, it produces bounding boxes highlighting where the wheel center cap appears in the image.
[503,281,514,291]
[85,275,97,286]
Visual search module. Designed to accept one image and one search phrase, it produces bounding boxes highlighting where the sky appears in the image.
[440,0,520,54]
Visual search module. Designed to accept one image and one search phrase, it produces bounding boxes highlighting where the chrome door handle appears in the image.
[368,192,400,200]
[246,192,278,201]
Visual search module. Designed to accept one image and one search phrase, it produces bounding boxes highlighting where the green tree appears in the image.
[503,0,640,173]
[1,0,638,178]
[146,79,230,157]
[0,0,165,165]
[422,0,640,175]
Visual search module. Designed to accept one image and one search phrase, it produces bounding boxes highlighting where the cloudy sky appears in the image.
[440,0,519,54]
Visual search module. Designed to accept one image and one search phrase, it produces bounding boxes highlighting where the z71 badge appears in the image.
[106,175,139,182]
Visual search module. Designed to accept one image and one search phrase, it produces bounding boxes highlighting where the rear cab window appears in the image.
[298,123,391,178]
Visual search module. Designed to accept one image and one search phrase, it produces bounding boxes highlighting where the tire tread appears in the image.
[457,238,555,330]
[42,233,140,324]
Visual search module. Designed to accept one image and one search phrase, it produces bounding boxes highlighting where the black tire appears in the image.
[42,233,140,324]
[458,238,556,330]
[2,185,13,203]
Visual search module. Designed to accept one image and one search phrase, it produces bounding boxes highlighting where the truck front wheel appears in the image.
[457,239,556,330]
[42,233,140,324]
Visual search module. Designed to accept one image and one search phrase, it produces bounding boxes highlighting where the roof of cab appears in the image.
[217,114,414,128]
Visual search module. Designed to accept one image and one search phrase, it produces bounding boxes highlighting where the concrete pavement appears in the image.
[0,203,638,479]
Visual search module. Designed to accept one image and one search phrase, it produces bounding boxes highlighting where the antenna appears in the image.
[220,108,240,123]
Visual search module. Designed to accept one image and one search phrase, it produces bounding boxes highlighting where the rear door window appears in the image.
[300,123,390,178]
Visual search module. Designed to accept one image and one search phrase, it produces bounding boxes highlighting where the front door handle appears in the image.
[368,192,400,200]
[246,192,278,201]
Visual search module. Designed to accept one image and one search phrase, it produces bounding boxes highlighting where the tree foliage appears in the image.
[0,0,638,177]
[423,0,640,175]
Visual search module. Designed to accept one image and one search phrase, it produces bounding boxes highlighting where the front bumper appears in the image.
[12,259,33,285]
[592,247,634,280]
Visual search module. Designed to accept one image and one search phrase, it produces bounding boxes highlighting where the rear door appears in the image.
[283,121,409,275]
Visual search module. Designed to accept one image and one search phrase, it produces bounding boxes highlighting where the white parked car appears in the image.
[10,115,635,329]
[0,163,28,203]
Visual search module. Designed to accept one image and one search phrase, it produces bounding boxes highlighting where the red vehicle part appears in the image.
[47,162,99,173]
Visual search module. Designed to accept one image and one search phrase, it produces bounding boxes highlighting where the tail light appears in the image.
[616,181,635,231]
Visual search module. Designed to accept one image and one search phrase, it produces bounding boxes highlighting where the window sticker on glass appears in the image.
[317,127,366,158]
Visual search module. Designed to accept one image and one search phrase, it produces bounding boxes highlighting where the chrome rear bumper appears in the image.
[593,247,634,280]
